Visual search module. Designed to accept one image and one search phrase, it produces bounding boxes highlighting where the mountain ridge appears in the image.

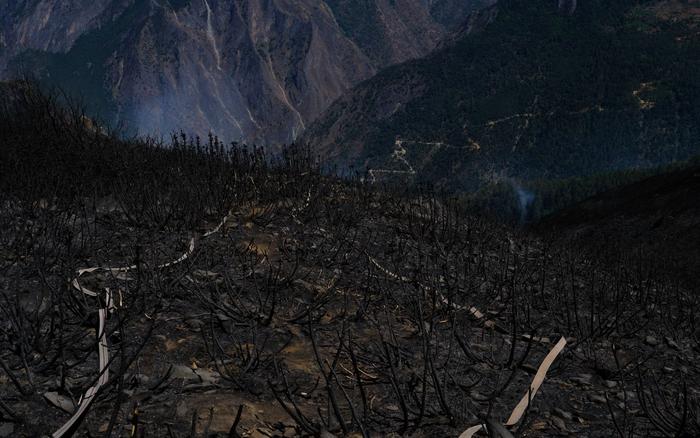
[1,0,484,144]
[304,0,700,190]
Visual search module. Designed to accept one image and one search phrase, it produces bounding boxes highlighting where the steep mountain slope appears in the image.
[0,1,126,67]
[3,86,699,437]
[1,0,483,144]
[537,162,700,285]
[304,0,700,190]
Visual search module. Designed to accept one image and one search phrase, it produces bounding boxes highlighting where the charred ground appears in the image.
[0,85,699,437]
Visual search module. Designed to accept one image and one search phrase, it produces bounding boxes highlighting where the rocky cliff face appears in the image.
[1,0,479,144]
[0,1,124,61]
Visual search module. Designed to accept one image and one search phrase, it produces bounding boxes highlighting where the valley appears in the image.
[1,2,700,437]
[304,0,700,193]
[0,0,487,144]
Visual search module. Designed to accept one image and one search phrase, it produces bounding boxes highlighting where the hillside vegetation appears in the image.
[305,0,700,191]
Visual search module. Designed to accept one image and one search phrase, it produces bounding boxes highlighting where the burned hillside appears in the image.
[0,85,699,437]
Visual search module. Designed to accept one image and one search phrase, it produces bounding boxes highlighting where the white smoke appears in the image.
[558,0,577,15]
[511,180,535,223]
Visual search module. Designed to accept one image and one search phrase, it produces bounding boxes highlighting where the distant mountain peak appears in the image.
[0,0,483,143]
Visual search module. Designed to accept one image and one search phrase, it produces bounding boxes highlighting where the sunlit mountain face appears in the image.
[0,0,486,143]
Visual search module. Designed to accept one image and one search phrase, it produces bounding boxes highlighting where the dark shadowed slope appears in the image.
[537,161,700,286]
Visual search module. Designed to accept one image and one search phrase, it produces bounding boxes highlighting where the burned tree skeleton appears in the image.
[0,83,699,437]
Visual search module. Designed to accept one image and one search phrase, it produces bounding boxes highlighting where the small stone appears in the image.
[216,312,231,322]
[645,336,659,346]
[551,416,568,432]
[470,390,488,401]
[194,368,220,385]
[193,270,219,278]
[603,380,617,388]
[44,391,75,413]
[616,390,636,400]
[531,421,547,431]
[185,318,205,331]
[665,337,680,350]
[571,374,593,386]
[171,365,199,382]
[590,394,607,404]
[131,373,150,386]
[176,401,188,417]
[553,407,573,421]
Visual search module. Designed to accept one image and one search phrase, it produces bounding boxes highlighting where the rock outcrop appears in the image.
[1,0,479,143]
